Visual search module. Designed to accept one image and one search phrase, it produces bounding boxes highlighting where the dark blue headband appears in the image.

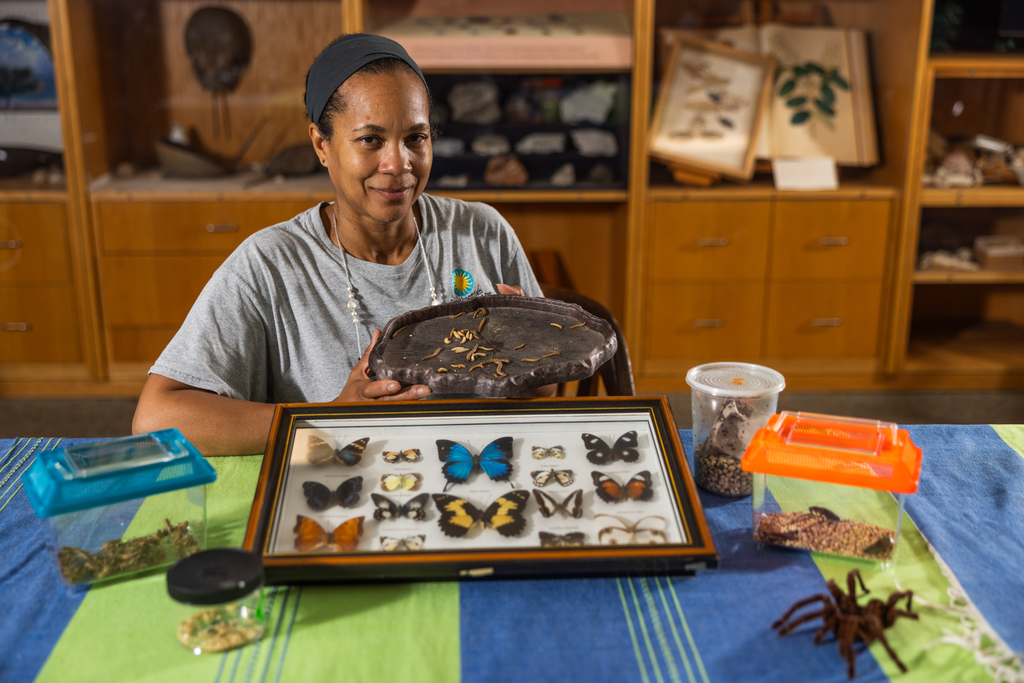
[305,33,427,124]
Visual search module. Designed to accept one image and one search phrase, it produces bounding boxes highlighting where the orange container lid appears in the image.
[740,411,922,494]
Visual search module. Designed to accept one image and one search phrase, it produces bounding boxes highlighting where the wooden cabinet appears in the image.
[93,201,314,365]
[639,195,893,381]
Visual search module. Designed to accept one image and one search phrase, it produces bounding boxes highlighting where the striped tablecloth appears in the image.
[1,425,1021,683]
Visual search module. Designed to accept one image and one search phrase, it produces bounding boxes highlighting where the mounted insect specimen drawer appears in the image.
[244,397,717,583]
[649,201,770,282]
[763,282,883,358]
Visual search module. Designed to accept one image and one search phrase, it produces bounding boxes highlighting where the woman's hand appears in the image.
[333,329,431,402]
[496,283,525,297]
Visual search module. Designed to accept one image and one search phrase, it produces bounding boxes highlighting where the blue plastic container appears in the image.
[24,429,217,585]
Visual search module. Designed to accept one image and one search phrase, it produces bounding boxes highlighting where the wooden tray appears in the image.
[368,295,616,397]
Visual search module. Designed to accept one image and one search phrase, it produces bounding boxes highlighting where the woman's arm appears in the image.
[134,331,431,456]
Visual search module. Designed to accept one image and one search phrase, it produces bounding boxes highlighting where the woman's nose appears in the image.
[379,143,413,174]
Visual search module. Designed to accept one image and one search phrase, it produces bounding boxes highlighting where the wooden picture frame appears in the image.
[243,397,717,583]
[649,36,775,180]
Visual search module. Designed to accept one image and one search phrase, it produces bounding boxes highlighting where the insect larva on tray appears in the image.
[569,323,586,329]
[514,343,525,350]
[541,352,560,358]
[421,348,442,360]
[391,325,409,339]
[550,323,562,329]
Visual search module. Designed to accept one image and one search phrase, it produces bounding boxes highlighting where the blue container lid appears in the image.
[23,429,217,518]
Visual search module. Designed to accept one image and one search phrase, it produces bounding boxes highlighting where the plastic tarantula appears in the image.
[772,569,919,679]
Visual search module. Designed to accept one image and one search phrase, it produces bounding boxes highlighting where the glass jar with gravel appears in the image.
[167,548,266,654]
[686,363,785,497]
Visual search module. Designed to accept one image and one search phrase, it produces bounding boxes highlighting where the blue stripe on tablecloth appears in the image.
[0,438,104,683]
[459,432,884,683]
[903,424,1024,654]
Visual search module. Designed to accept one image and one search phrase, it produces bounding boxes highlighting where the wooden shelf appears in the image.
[0,177,67,202]
[647,180,899,202]
[432,189,627,203]
[914,270,1024,284]
[930,53,1024,79]
[920,186,1024,207]
[904,320,1024,374]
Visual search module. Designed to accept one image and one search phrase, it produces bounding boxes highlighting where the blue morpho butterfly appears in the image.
[436,436,514,491]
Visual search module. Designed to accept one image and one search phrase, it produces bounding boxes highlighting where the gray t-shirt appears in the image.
[150,193,542,403]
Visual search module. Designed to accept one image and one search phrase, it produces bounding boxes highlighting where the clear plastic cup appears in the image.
[686,362,785,497]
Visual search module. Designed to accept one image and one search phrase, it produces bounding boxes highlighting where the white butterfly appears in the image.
[531,445,566,460]
[379,535,426,552]
[595,514,668,545]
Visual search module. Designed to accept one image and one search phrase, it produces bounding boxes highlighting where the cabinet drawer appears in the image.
[97,201,313,253]
[0,285,82,362]
[109,327,178,363]
[100,255,227,326]
[764,282,882,358]
[644,282,765,361]
[650,201,770,281]
[0,202,71,285]
[770,201,890,281]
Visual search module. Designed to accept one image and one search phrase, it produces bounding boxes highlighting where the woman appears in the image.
[133,34,545,455]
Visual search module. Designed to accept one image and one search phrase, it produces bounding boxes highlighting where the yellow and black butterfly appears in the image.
[371,492,430,522]
[302,477,362,511]
[581,431,640,466]
[380,473,422,492]
[538,531,586,547]
[531,468,574,487]
[307,436,368,466]
[592,470,654,504]
[431,490,530,538]
[379,535,426,552]
[383,449,422,464]
[533,488,584,519]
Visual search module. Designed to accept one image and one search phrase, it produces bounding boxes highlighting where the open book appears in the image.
[663,23,878,166]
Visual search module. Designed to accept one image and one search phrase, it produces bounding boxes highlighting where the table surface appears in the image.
[1,425,1022,683]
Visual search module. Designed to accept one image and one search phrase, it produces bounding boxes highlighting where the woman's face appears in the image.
[314,69,432,227]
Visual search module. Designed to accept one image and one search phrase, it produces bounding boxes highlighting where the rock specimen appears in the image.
[433,137,466,158]
[484,155,528,187]
[570,128,618,157]
[448,81,502,125]
[560,81,617,125]
[471,134,511,157]
[550,163,575,187]
[514,132,566,155]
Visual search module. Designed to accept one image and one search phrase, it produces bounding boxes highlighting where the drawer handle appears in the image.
[1,322,33,331]
[696,237,729,247]
[811,318,843,327]
[0,240,23,249]
[692,319,724,328]
[205,223,238,233]
[817,237,849,246]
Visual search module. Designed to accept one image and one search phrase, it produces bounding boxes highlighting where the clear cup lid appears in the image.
[685,362,785,398]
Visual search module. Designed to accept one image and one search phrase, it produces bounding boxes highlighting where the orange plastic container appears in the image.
[740,412,922,564]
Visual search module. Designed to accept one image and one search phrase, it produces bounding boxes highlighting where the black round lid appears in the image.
[166,548,264,605]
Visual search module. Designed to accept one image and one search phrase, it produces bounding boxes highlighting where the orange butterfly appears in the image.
[591,470,654,504]
[293,515,364,552]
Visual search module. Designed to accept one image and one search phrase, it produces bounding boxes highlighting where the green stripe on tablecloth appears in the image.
[36,455,461,683]
[992,425,1024,460]
[768,478,993,682]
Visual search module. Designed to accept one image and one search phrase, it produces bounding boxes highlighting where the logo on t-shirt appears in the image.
[451,269,474,297]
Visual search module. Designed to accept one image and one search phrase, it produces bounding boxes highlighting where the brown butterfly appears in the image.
[306,436,368,466]
[293,515,364,552]
[591,470,654,504]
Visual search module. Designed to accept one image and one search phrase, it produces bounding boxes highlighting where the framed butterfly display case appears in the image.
[243,397,717,584]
